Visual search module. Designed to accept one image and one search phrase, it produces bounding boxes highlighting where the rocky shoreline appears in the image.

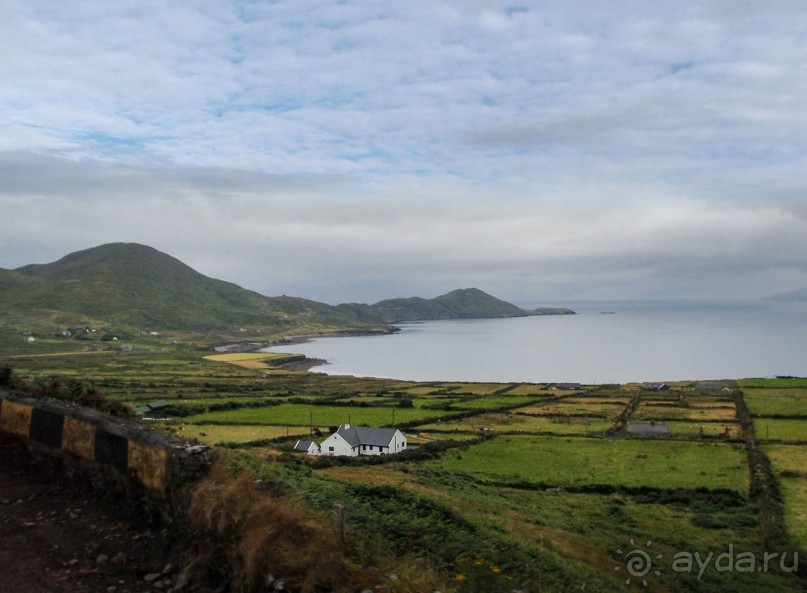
[274,357,328,371]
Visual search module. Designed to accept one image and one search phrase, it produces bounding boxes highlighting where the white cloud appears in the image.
[1,1,806,302]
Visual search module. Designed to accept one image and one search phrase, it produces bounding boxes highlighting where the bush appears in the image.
[691,514,729,529]
[0,364,15,387]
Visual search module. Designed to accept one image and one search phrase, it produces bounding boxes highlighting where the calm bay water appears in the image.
[264,301,807,384]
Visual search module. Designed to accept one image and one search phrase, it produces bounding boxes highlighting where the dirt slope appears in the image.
[0,434,185,593]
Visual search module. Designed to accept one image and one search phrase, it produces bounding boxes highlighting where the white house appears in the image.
[315,424,407,457]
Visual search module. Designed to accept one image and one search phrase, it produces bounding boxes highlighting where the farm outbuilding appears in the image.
[627,422,670,437]
[293,440,319,454]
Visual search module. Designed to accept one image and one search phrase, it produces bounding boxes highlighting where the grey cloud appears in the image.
[0,152,350,198]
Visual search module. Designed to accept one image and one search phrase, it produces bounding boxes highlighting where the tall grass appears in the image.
[186,465,367,593]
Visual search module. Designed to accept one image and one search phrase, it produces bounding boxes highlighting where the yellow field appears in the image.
[505,383,550,396]
[203,352,300,370]
[516,402,625,417]
[666,421,742,438]
[173,423,312,445]
[634,403,737,421]
[418,412,613,436]
[765,444,807,475]
[563,396,633,405]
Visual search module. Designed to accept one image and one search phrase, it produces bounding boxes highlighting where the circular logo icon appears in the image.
[615,539,663,587]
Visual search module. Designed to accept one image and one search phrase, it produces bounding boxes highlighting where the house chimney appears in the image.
[344,423,350,429]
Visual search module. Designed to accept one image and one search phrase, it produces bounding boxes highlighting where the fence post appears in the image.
[334,503,346,543]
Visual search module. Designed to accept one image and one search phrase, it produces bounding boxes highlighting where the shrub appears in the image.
[0,364,15,387]
[691,514,729,529]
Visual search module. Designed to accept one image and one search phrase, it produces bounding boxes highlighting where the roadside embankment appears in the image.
[0,388,212,503]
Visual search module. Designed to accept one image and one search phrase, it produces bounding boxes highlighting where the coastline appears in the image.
[213,326,399,354]
[246,302,807,383]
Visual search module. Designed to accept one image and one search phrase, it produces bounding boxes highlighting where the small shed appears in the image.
[293,440,319,455]
[694,383,730,393]
[134,400,170,417]
[627,422,670,437]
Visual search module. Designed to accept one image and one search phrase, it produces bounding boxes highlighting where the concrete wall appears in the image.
[0,389,211,499]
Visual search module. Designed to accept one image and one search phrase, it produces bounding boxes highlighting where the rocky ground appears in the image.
[0,434,186,593]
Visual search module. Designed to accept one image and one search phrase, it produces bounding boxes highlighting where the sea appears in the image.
[262,300,807,384]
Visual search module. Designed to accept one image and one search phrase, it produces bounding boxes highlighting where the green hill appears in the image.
[340,287,574,323]
[0,244,573,337]
[0,243,368,332]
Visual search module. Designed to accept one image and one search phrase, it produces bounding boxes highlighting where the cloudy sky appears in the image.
[2,1,806,304]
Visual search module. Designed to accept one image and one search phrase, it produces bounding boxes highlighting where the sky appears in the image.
[2,0,806,305]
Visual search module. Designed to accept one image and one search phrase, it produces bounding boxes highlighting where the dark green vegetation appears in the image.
[340,287,574,322]
[4,349,806,593]
[0,244,572,352]
[0,243,374,334]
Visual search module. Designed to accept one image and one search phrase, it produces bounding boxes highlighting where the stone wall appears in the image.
[0,389,211,500]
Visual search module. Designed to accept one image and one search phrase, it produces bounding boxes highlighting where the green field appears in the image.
[400,385,444,396]
[449,395,541,410]
[754,418,807,442]
[778,478,807,550]
[447,383,511,395]
[633,402,737,422]
[763,444,807,550]
[419,412,613,436]
[5,348,806,593]
[428,435,749,492]
[738,378,807,389]
[503,383,549,396]
[187,402,458,426]
[764,444,807,476]
[665,421,742,438]
[515,401,626,417]
[172,423,312,445]
[744,388,807,417]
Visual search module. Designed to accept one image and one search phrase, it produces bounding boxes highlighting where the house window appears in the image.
[328,446,334,452]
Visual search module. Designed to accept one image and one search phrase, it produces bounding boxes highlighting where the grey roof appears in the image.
[294,440,315,451]
[695,383,726,391]
[336,425,399,448]
[627,422,670,435]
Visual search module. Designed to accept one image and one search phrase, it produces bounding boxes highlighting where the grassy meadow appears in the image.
[428,435,749,491]
[2,349,806,593]
[744,388,807,417]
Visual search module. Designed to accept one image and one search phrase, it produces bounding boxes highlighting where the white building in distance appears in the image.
[296,424,408,457]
